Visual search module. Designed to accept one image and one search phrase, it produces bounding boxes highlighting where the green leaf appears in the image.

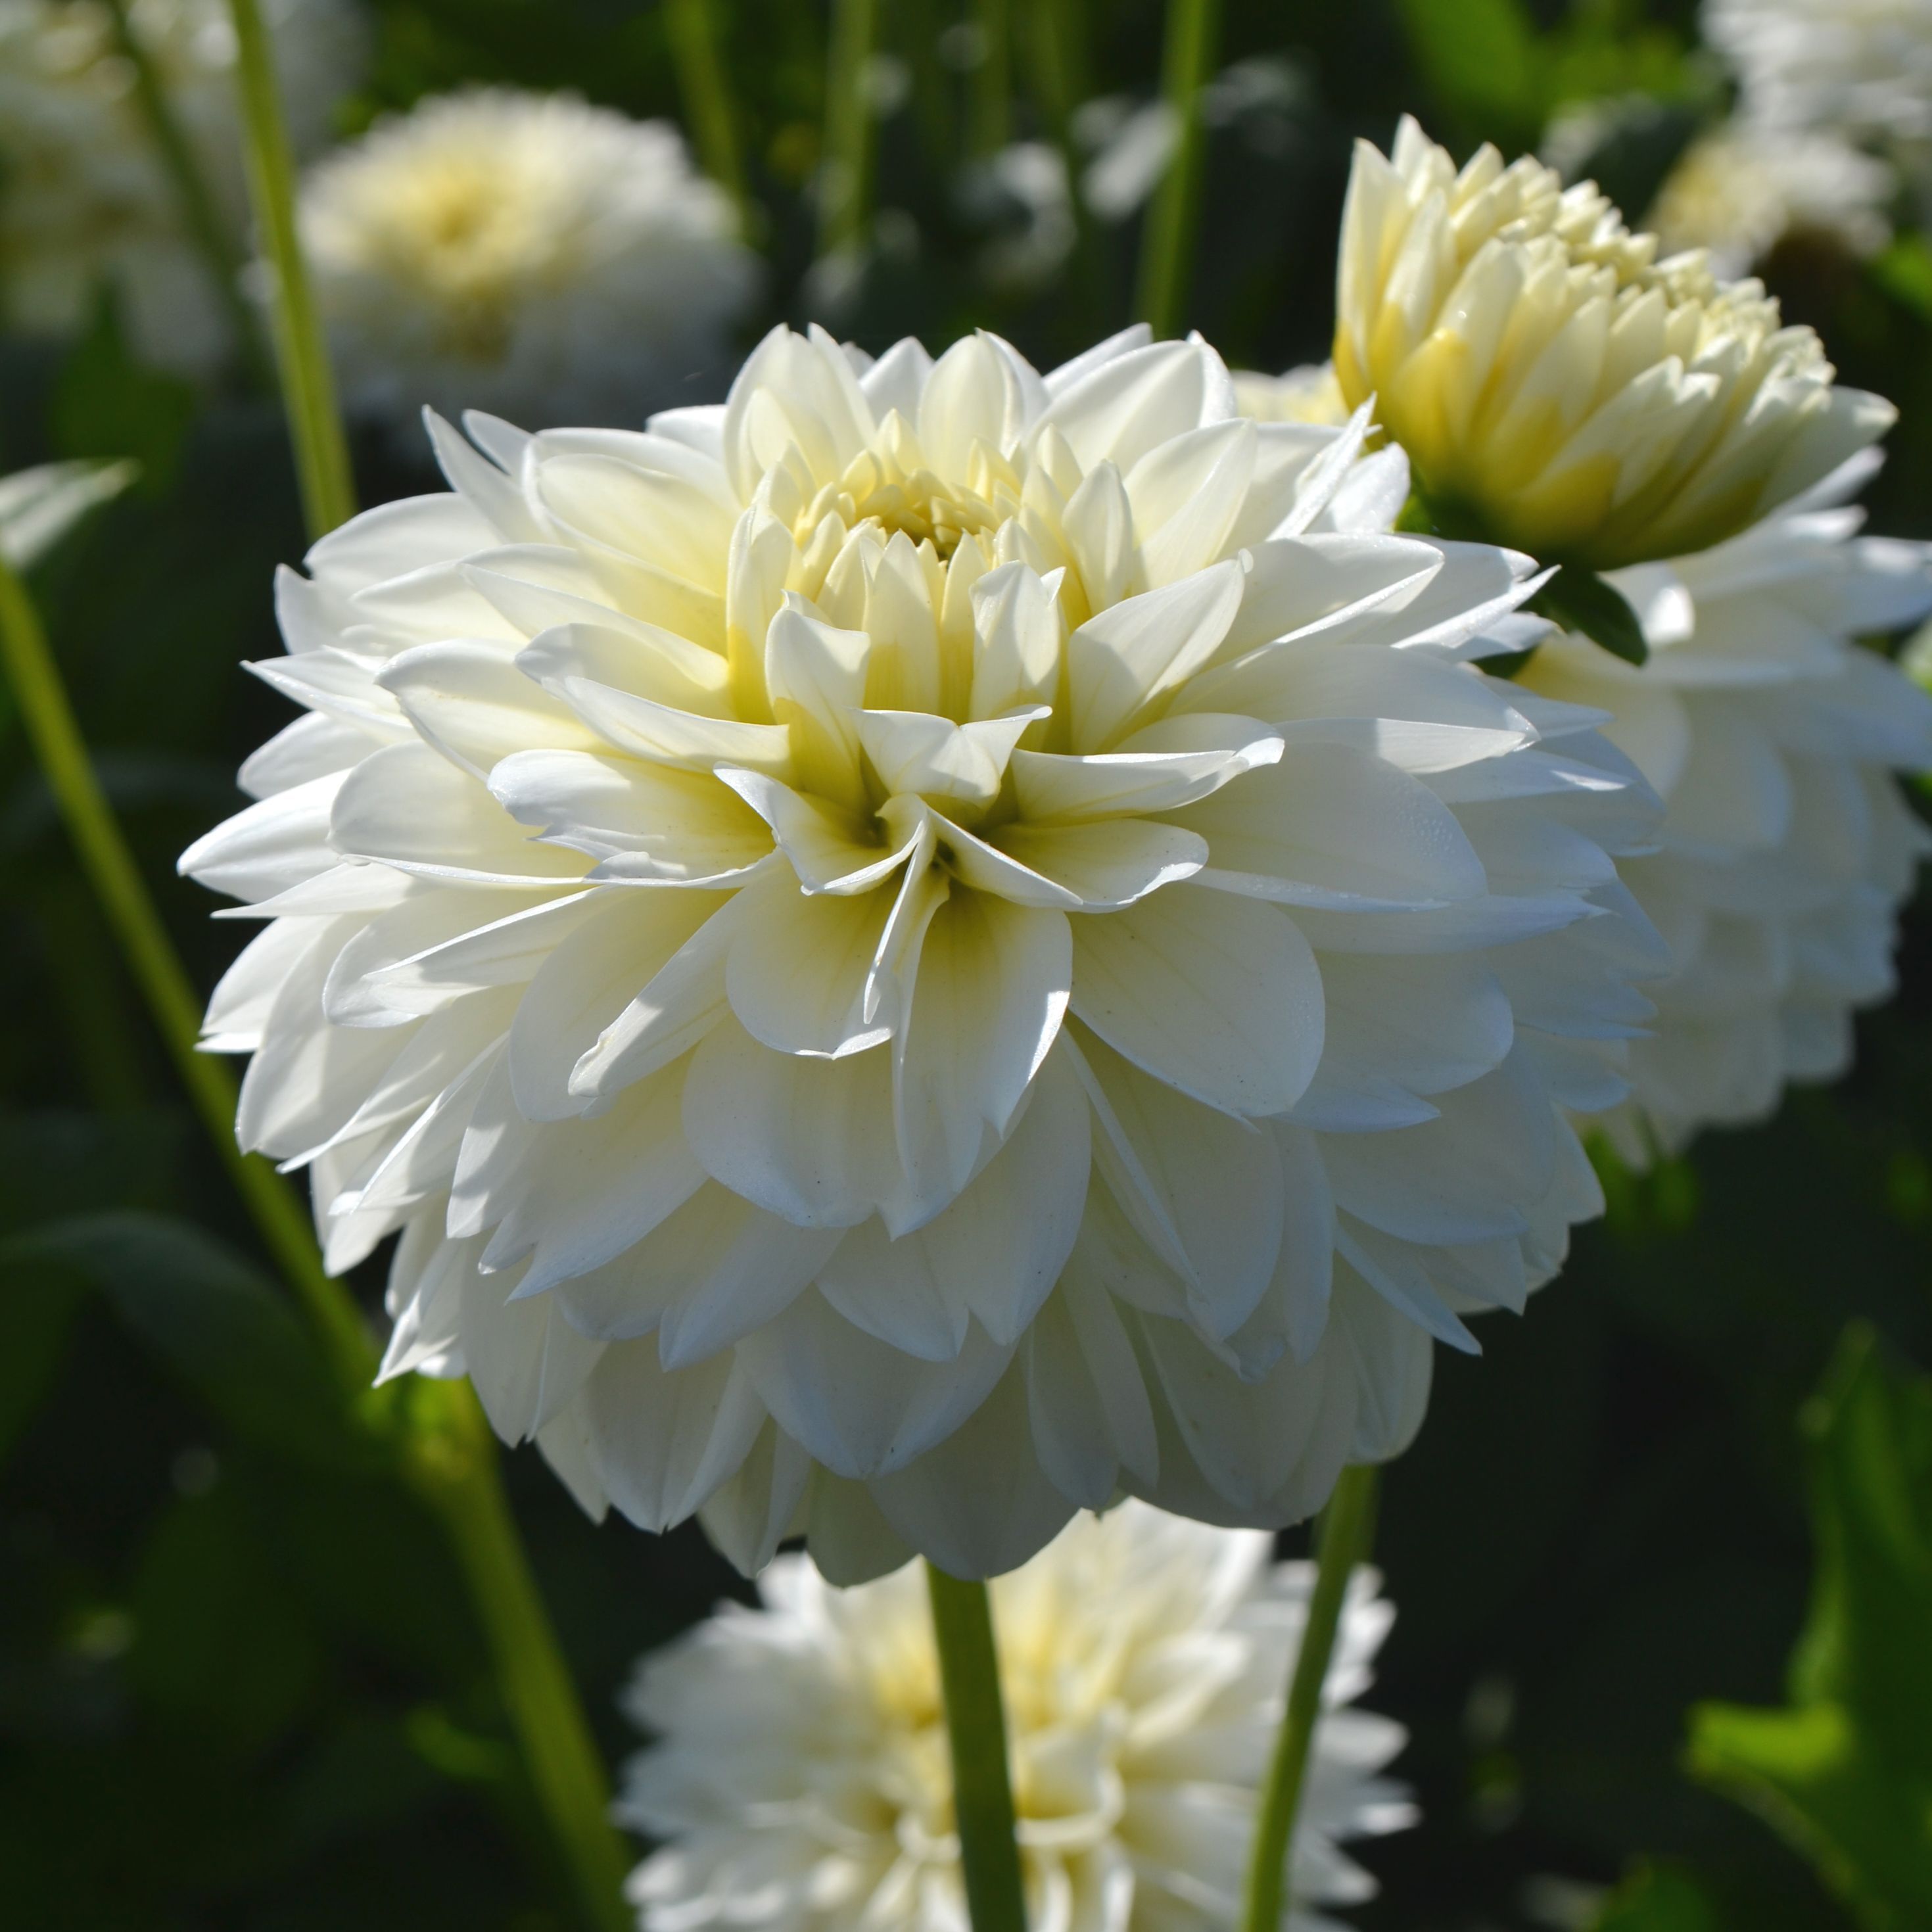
[0,1261,86,1465]
[49,289,196,496]
[1591,1862,1722,1932]
[1687,1326,1932,1929]
[0,1212,367,1472]
[129,1485,323,1755]
[1530,564,1650,665]
[1398,0,1542,147]
[0,459,139,571]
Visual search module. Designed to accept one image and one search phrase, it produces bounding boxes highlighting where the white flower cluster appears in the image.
[1679,0,1932,267]
[184,321,1664,1581]
[1521,454,1932,1157]
[300,89,759,436]
[621,1499,1414,1932]
[1239,352,1932,1164]
[0,0,364,375]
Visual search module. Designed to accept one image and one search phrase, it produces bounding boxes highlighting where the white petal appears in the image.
[1067,560,1246,749]
[735,1288,1015,1478]
[1069,885,1324,1117]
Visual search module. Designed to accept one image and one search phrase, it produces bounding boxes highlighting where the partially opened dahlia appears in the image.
[1334,116,1894,568]
[620,1500,1414,1931]
[183,323,1662,1579]
[1520,455,1932,1157]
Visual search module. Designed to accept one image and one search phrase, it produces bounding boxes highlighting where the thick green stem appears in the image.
[1240,1465,1380,1932]
[105,0,270,383]
[664,0,755,233]
[1134,0,1220,337]
[0,552,368,1386]
[970,0,1011,158]
[224,0,354,540]
[404,1380,635,1929]
[0,559,630,1932]
[818,0,880,263]
[927,1566,1027,1932]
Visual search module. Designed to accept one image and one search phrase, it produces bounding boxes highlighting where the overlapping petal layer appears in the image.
[1334,115,1895,568]
[619,1500,1413,1932]
[1519,454,1932,1156]
[185,323,1662,1578]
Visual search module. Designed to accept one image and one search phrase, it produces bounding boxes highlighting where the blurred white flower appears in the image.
[1334,116,1894,569]
[962,141,1076,289]
[1520,453,1932,1157]
[620,1499,1415,1932]
[1646,123,1893,275]
[1076,97,1179,221]
[0,0,363,375]
[300,89,758,433]
[183,323,1661,1581]
[1705,0,1932,148]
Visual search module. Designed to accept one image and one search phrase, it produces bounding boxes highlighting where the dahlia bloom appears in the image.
[620,1499,1413,1932]
[1334,117,1894,570]
[0,0,364,376]
[1705,0,1932,149]
[1519,454,1932,1157]
[183,323,1662,1579]
[300,89,758,434]
[1646,124,1893,277]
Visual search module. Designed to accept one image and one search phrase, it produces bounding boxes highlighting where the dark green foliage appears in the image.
[4,2,1931,1929]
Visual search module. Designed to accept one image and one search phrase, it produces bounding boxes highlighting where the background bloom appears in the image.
[1705,0,1932,151]
[620,1499,1415,1932]
[183,323,1661,1580]
[1645,124,1894,277]
[0,0,364,375]
[1519,454,1932,1157]
[1334,116,1895,569]
[300,88,758,434]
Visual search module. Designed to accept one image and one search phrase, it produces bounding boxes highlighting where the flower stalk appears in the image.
[664,0,755,233]
[926,1565,1028,1932]
[1135,0,1220,337]
[224,0,354,540]
[0,544,633,1932]
[970,0,1012,158]
[817,0,880,264]
[103,0,270,385]
[1240,1465,1380,1932]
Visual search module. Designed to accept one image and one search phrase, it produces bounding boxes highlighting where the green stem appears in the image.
[1240,1465,1380,1932]
[223,0,354,541]
[403,1380,636,1930]
[818,0,880,262]
[0,555,630,1932]
[104,0,270,384]
[664,0,755,235]
[970,0,1011,158]
[0,552,368,1385]
[1134,0,1220,337]
[927,1565,1027,1932]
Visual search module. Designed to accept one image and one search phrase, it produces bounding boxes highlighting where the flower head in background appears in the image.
[300,89,758,434]
[1645,124,1893,277]
[0,0,364,375]
[1519,454,1932,1158]
[182,323,1661,1582]
[621,1500,1413,1932]
[1233,362,1350,427]
[1705,0,1932,150]
[1334,116,1894,569]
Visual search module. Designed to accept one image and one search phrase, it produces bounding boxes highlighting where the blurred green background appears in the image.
[4,1,1931,1927]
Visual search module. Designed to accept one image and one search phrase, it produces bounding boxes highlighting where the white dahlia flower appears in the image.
[1334,116,1894,570]
[1518,454,1932,1158]
[182,323,1662,1580]
[1645,124,1893,277]
[300,89,758,434]
[1705,0,1932,149]
[0,0,364,375]
[619,1499,1414,1932]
